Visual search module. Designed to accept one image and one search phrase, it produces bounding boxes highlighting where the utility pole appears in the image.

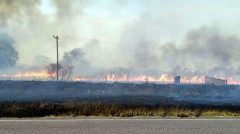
[145,77,148,84]
[53,35,59,82]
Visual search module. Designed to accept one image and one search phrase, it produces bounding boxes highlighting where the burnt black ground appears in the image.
[0,81,240,103]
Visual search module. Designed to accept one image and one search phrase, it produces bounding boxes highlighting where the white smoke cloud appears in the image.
[1,0,240,78]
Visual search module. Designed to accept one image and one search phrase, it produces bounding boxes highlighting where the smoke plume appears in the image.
[1,0,240,79]
[0,31,18,68]
[159,26,240,77]
[61,48,91,76]
[32,55,51,68]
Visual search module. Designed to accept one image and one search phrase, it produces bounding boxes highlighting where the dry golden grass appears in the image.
[0,102,240,118]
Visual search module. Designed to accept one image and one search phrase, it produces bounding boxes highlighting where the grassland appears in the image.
[1,81,240,118]
[1,102,240,118]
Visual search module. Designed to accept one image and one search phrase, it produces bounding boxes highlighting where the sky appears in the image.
[1,0,240,77]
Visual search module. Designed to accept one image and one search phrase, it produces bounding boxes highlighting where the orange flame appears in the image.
[180,76,204,84]
[74,73,240,85]
[74,74,174,83]
[1,70,240,85]
[13,70,50,78]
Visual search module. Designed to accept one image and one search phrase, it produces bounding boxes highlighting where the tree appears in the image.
[46,63,73,81]
[59,65,73,81]
[46,63,60,80]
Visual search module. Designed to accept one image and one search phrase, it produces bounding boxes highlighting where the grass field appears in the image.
[1,102,240,118]
[1,81,240,118]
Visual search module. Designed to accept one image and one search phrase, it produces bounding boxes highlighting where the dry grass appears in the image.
[0,102,240,118]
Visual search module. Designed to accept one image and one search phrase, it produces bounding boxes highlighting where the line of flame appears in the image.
[0,71,239,85]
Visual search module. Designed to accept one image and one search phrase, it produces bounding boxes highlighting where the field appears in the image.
[1,101,240,118]
[0,81,240,118]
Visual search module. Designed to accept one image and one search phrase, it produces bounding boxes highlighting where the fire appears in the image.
[74,73,206,84]
[13,70,50,78]
[74,73,175,83]
[156,74,174,83]
[74,76,89,81]
[74,73,240,85]
[180,76,204,84]
[1,70,240,85]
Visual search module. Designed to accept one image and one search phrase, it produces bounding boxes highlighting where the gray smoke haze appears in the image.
[1,0,240,79]
[0,0,40,26]
[116,14,240,78]
[62,48,85,66]
[116,14,240,77]
[32,55,51,68]
[158,26,240,77]
[0,31,18,68]
[61,48,92,76]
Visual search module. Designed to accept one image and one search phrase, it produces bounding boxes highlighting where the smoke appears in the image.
[62,48,85,66]
[113,19,240,79]
[32,55,51,68]
[133,41,159,70]
[0,0,83,65]
[0,31,18,68]
[159,26,240,77]
[1,0,240,79]
[61,48,91,76]
[0,0,40,26]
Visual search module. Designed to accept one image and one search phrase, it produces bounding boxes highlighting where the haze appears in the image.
[1,0,240,80]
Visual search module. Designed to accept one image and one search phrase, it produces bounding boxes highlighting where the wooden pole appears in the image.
[53,35,59,82]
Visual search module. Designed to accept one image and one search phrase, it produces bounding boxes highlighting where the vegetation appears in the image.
[0,102,240,118]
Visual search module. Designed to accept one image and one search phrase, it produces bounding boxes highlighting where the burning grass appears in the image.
[0,102,240,118]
